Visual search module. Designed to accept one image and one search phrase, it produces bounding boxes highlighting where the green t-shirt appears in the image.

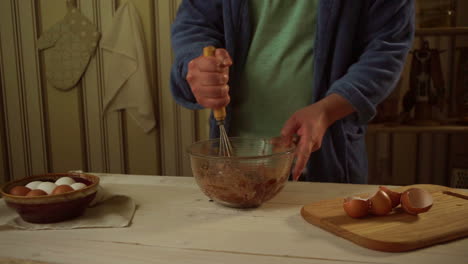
[231,0,318,138]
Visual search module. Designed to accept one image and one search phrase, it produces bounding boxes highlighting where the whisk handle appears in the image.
[203,46,227,122]
[203,46,216,57]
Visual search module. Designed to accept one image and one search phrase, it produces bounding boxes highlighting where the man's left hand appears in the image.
[281,93,356,181]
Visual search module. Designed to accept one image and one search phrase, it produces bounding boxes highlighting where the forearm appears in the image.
[318,93,356,127]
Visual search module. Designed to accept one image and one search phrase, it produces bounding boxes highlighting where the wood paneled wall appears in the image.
[366,129,468,187]
[0,0,211,183]
[1,0,466,185]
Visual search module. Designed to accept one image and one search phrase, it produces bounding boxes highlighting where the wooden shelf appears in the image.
[368,124,468,133]
[415,27,468,36]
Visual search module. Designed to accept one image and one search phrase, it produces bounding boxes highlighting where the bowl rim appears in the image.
[0,173,99,203]
[187,136,296,160]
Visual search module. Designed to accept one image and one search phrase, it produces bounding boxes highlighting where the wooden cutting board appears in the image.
[301,184,468,252]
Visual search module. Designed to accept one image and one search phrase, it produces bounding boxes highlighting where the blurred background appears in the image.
[0,0,467,187]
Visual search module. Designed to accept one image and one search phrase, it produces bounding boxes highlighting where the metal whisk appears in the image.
[203,46,233,157]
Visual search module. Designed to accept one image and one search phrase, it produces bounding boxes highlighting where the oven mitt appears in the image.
[37,7,101,91]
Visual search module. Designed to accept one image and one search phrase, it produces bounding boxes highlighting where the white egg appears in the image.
[25,181,43,189]
[37,182,57,194]
[70,182,87,190]
[55,176,76,186]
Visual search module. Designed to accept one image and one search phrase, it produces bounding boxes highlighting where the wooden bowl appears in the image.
[0,173,99,223]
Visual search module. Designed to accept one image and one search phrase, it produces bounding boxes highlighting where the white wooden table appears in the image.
[1,174,467,264]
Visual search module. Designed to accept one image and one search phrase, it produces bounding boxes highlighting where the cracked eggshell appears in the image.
[400,188,433,215]
[379,186,402,208]
[343,197,370,218]
[369,190,393,216]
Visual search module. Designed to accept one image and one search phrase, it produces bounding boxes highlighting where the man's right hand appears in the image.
[186,48,232,109]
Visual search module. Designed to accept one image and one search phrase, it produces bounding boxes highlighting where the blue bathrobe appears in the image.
[170,0,415,183]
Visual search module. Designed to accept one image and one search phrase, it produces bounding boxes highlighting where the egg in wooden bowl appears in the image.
[0,173,99,223]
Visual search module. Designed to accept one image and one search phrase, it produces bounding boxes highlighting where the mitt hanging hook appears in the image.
[66,0,77,10]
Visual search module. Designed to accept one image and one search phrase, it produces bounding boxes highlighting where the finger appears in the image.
[195,56,225,73]
[197,95,230,109]
[199,72,229,86]
[196,85,229,98]
[281,115,299,138]
[281,115,299,137]
[292,136,313,181]
[215,48,233,67]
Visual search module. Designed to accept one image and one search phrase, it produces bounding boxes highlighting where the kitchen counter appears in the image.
[1,174,467,264]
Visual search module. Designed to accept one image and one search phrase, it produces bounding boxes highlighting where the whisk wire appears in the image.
[218,124,233,157]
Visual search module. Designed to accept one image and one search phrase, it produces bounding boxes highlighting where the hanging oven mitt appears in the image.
[37,6,101,90]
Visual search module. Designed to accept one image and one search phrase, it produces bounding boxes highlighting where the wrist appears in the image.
[318,93,356,126]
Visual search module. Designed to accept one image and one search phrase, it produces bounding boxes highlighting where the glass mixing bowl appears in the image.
[188,137,296,208]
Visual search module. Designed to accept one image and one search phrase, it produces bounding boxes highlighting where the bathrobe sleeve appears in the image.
[326,0,415,124]
[170,0,224,110]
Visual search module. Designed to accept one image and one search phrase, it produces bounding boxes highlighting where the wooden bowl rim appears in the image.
[1,173,99,204]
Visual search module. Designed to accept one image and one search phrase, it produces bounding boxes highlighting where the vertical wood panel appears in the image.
[17,0,48,175]
[365,132,377,184]
[171,0,195,177]
[450,134,468,155]
[120,0,159,175]
[39,0,84,172]
[392,133,418,185]
[0,41,9,183]
[79,0,107,173]
[0,0,30,179]
[448,134,468,187]
[432,133,449,186]
[375,133,392,185]
[99,0,127,174]
[155,0,180,176]
[417,133,433,183]
[153,0,199,176]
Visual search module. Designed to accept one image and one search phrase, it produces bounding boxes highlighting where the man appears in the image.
[170,0,415,183]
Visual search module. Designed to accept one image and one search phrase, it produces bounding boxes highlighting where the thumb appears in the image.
[281,115,299,138]
[215,48,233,67]
[280,116,299,149]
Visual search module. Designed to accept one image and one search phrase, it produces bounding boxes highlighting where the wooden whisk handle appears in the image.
[203,46,226,122]
[203,46,216,57]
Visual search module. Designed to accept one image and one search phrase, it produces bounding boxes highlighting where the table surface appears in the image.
[1,174,467,264]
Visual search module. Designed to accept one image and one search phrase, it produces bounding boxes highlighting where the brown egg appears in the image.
[400,188,433,215]
[343,197,370,218]
[369,190,393,216]
[52,185,74,195]
[9,186,31,196]
[26,189,48,196]
[379,186,402,208]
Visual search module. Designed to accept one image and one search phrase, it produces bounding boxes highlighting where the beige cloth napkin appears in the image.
[101,1,155,133]
[0,186,136,230]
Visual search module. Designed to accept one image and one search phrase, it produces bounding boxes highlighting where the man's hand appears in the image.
[281,93,356,181]
[186,48,232,109]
